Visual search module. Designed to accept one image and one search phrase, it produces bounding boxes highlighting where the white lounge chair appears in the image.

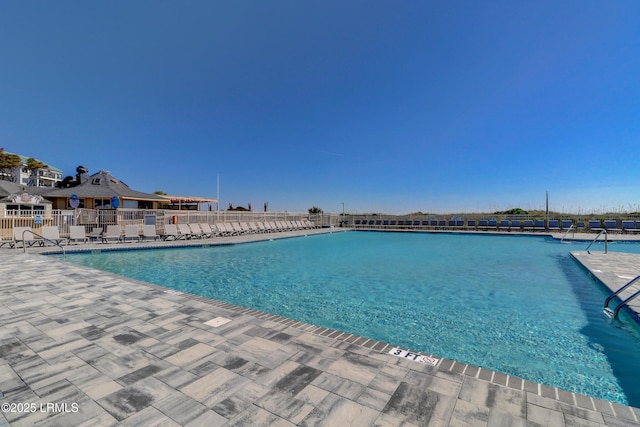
[102,225,122,243]
[0,232,13,248]
[199,223,214,238]
[230,223,243,235]
[141,224,159,241]
[211,223,224,236]
[247,222,261,233]
[89,227,103,242]
[178,223,196,239]
[12,227,44,248]
[162,224,181,240]
[217,223,231,236]
[41,226,68,246]
[69,226,88,244]
[188,223,205,239]
[225,223,237,235]
[265,221,277,232]
[123,225,141,242]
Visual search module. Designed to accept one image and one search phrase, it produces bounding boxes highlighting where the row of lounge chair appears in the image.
[160,220,318,240]
[351,219,640,233]
[4,226,72,248]
[5,220,319,247]
[587,220,640,234]
[353,218,552,231]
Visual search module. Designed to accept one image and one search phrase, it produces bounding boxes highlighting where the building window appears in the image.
[5,204,46,214]
[92,178,101,185]
[94,199,112,209]
[68,198,85,209]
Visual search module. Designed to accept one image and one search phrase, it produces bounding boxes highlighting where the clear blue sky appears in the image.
[2,1,639,214]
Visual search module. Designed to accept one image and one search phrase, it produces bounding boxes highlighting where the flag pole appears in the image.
[216,174,220,220]
[545,191,549,225]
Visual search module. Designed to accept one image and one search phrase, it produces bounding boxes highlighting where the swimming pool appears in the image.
[62,232,640,406]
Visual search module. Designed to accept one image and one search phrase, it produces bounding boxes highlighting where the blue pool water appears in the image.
[62,232,640,406]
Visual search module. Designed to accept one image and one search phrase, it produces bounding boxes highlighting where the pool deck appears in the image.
[1,229,640,426]
[571,250,640,321]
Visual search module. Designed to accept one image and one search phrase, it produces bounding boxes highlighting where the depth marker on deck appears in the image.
[388,348,439,366]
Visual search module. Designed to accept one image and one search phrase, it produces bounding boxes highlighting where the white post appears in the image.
[545,191,549,225]
[216,174,220,221]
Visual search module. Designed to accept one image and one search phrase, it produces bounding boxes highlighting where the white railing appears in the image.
[1,208,338,239]
[3,209,49,217]
[0,210,74,240]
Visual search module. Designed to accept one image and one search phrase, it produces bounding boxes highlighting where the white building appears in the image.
[1,152,63,188]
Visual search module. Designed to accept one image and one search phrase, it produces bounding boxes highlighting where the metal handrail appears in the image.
[560,224,576,242]
[604,274,640,313]
[605,278,640,320]
[610,289,640,319]
[21,229,66,256]
[585,229,608,254]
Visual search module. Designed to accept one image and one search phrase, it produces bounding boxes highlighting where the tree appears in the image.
[154,190,168,195]
[494,208,528,215]
[308,206,323,214]
[26,157,47,170]
[0,150,21,182]
[25,157,49,186]
[227,205,249,211]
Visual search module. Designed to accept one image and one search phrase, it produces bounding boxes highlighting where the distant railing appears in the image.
[0,208,336,238]
[5,208,640,240]
[36,170,61,179]
[344,214,640,233]
[4,209,640,239]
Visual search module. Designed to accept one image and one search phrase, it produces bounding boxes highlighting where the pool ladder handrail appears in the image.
[560,224,576,242]
[585,229,608,254]
[21,229,66,257]
[603,274,640,319]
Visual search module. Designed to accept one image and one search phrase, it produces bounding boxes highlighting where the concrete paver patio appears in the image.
[1,230,639,426]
